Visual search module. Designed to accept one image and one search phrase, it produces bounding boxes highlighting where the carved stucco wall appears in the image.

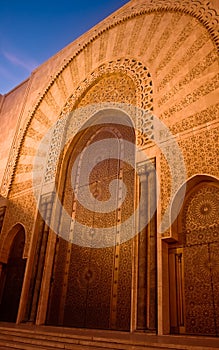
[0,0,218,254]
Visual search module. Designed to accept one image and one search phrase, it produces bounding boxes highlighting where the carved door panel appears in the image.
[60,165,134,329]
[170,242,219,336]
[184,243,217,335]
[209,242,219,335]
[64,244,114,329]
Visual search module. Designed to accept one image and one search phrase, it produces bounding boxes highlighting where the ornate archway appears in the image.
[39,105,157,332]
[169,177,219,336]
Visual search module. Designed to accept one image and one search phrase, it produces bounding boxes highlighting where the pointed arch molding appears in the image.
[1,0,219,196]
[2,58,153,197]
[60,58,153,114]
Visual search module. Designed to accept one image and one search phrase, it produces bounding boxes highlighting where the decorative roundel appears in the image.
[195,249,219,279]
[184,185,219,231]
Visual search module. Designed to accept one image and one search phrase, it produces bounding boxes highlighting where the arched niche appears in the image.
[168,175,219,336]
[170,174,219,242]
[0,224,26,322]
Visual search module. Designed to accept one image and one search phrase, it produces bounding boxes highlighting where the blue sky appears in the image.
[0,0,129,94]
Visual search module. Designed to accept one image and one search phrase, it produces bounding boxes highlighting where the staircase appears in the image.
[0,323,218,350]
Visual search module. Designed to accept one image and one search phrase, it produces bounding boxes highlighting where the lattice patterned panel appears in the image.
[184,244,216,335]
[182,183,219,336]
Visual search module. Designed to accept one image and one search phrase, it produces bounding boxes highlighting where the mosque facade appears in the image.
[0,0,218,337]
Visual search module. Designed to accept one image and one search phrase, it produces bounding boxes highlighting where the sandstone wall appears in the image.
[0,0,218,270]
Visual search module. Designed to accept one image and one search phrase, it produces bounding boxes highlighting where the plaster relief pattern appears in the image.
[118,1,219,52]
[78,73,136,107]
[155,18,199,76]
[170,103,219,134]
[158,50,218,107]
[113,21,128,57]
[161,73,219,120]
[61,58,153,146]
[139,13,164,57]
[160,128,219,227]
[42,59,153,185]
[126,15,145,56]
[163,35,212,91]
[148,13,182,65]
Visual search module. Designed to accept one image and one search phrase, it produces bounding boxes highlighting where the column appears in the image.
[25,193,54,323]
[136,159,157,331]
[147,163,157,330]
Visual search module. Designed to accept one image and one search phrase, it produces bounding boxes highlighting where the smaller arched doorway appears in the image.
[169,176,219,336]
[0,224,26,322]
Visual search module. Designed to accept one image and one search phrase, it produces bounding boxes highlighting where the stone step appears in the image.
[0,326,165,350]
[0,332,167,350]
[0,323,218,350]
